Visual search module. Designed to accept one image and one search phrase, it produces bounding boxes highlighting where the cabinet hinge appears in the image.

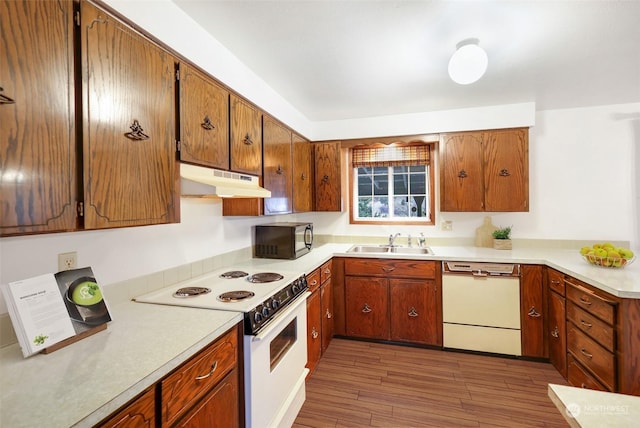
[175,69,180,81]
[77,201,84,217]
[176,140,181,152]
[74,10,80,27]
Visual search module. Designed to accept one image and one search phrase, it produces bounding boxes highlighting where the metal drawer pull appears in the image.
[194,361,218,380]
[325,309,332,319]
[527,307,541,318]
[551,326,559,338]
[580,319,593,328]
[408,307,418,317]
[311,327,319,339]
[579,348,593,359]
[310,279,318,286]
[323,269,330,275]
[382,266,395,272]
[124,119,149,140]
[579,297,592,306]
[362,303,372,313]
[581,383,587,388]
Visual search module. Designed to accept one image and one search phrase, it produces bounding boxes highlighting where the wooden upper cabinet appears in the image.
[483,128,528,211]
[440,128,529,212]
[230,94,262,175]
[314,141,342,211]
[178,63,229,170]
[81,0,179,229]
[0,0,77,236]
[440,132,484,211]
[262,116,292,215]
[292,133,313,213]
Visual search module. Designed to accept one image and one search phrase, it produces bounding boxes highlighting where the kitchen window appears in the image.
[350,143,434,225]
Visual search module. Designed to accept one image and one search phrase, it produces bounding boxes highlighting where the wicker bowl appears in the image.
[581,254,635,268]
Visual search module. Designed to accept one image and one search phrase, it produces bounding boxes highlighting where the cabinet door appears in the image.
[320,278,334,353]
[345,276,388,339]
[263,117,292,215]
[230,94,261,175]
[306,288,322,375]
[548,290,567,378]
[389,279,438,345]
[81,1,178,229]
[314,141,342,211]
[178,63,229,170]
[483,128,528,211]
[98,387,155,428]
[440,132,483,211]
[1,0,77,235]
[521,265,546,358]
[174,370,239,428]
[292,133,313,213]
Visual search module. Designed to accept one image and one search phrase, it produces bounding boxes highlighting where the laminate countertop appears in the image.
[1,242,638,427]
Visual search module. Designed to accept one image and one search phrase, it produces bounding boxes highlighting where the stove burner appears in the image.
[173,287,211,298]
[246,272,284,283]
[219,270,249,279]
[217,290,256,302]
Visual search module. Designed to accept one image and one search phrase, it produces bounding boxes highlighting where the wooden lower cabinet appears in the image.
[174,370,239,428]
[520,265,546,358]
[306,286,322,374]
[97,387,156,428]
[306,260,335,375]
[547,271,567,378]
[343,259,440,346]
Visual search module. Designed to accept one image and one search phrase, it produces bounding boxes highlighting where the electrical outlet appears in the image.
[441,220,453,231]
[58,252,77,271]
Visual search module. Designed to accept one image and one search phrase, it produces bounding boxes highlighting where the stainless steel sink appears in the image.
[347,244,433,255]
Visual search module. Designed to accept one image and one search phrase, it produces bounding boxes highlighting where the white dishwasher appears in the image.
[442,261,522,356]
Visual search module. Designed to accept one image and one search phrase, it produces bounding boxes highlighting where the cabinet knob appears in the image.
[201,115,215,130]
[0,87,16,104]
[527,307,541,318]
[311,327,319,339]
[276,165,283,174]
[301,173,307,180]
[124,119,149,140]
[499,168,510,176]
[322,174,329,183]
[408,307,418,318]
[325,309,332,319]
[457,169,468,178]
[243,134,254,145]
[362,303,372,313]
[551,326,559,338]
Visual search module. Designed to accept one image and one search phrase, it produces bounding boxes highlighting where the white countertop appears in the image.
[1,242,638,428]
[549,384,640,427]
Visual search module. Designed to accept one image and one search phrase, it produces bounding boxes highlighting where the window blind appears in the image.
[351,143,430,167]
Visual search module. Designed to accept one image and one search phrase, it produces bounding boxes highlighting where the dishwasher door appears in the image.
[442,270,521,356]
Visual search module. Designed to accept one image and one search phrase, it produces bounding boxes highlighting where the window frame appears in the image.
[348,141,435,225]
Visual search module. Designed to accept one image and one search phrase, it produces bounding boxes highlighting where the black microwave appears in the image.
[254,222,313,259]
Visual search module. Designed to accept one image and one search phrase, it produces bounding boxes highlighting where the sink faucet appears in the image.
[407,234,412,247]
[388,233,401,246]
[417,232,426,248]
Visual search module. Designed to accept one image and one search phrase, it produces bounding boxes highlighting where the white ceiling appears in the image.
[173,0,640,122]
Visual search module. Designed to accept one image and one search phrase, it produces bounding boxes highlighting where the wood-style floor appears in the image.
[294,339,569,428]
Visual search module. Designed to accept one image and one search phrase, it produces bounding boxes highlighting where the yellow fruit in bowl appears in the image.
[620,248,634,259]
[579,246,591,256]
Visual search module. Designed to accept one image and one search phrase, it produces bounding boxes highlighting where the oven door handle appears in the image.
[251,291,310,342]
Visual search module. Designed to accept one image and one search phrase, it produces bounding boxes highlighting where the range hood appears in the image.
[180,163,271,198]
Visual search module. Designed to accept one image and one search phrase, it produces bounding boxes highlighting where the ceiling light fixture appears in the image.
[448,38,488,85]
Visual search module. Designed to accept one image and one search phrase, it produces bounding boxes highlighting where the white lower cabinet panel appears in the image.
[443,323,522,356]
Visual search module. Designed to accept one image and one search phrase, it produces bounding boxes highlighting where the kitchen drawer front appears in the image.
[345,258,435,279]
[320,259,332,283]
[307,268,321,293]
[567,354,608,392]
[566,280,616,325]
[567,325,615,390]
[567,301,615,352]
[547,269,565,296]
[161,327,238,426]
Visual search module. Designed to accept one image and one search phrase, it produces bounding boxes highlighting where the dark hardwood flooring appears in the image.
[294,339,569,427]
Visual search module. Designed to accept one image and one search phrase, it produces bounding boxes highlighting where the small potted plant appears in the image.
[492,226,512,250]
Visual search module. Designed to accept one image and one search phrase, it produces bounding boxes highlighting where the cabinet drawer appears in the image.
[567,302,615,352]
[161,327,238,426]
[567,325,615,390]
[547,269,565,296]
[307,268,321,293]
[567,354,608,391]
[566,280,616,325]
[345,259,435,279]
[320,260,332,283]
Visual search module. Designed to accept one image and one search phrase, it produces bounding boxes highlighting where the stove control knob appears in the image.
[262,306,270,317]
[292,281,300,293]
[254,311,264,323]
[271,299,280,310]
